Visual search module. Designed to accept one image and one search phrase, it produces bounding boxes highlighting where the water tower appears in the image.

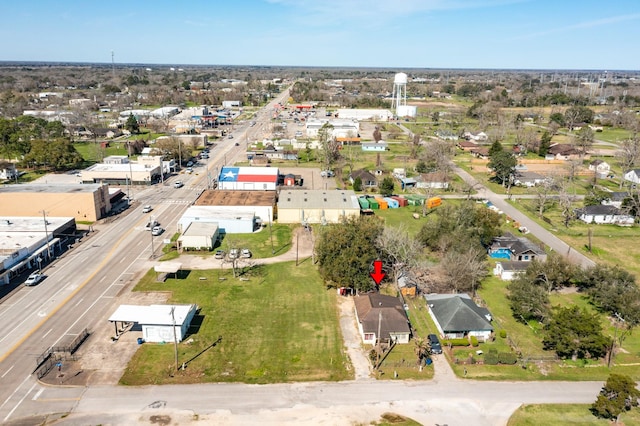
[391,72,407,111]
[391,72,416,118]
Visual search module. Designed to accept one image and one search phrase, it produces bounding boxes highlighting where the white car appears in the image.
[151,226,164,236]
[142,205,153,213]
[229,249,239,259]
[241,248,252,258]
[174,181,184,188]
[24,272,44,286]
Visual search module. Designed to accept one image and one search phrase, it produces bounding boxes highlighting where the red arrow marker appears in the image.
[370,259,385,285]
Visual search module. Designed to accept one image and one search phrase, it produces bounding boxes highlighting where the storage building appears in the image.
[277,189,360,224]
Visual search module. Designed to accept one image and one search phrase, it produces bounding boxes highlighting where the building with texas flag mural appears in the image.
[217,166,279,191]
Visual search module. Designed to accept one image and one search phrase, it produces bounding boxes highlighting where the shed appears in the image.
[383,197,399,208]
[391,196,408,207]
[108,304,198,343]
[374,198,388,209]
[177,222,219,251]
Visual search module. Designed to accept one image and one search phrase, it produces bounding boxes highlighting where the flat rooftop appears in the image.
[85,163,158,172]
[278,189,360,209]
[194,190,276,207]
[0,183,103,194]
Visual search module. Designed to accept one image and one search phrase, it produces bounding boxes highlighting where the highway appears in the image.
[0,89,291,423]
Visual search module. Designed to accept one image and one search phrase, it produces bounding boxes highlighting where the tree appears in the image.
[538,131,552,157]
[574,126,594,156]
[376,225,421,290]
[533,176,556,218]
[379,176,395,197]
[372,126,382,142]
[353,176,362,192]
[488,150,517,187]
[565,105,594,130]
[591,373,640,423]
[542,305,610,360]
[125,114,140,134]
[507,277,550,323]
[439,246,488,295]
[616,137,640,189]
[23,138,83,171]
[413,337,430,365]
[315,216,383,292]
[488,139,503,157]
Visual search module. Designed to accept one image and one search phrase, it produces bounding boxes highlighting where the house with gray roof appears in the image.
[353,293,411,345]
[489,232,547,262]
[425,293,494,341]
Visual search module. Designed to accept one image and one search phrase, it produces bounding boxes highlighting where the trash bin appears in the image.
[137,338,144,345]
[426,358,432,366]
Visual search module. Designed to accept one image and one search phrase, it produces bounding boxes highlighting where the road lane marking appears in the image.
[31,388,44,401]
[1,375,33,421]
[41,328,53,339]
[99,276,107,283]
[74,298,84,307]
[0,365,14,378]
[119,257,126,264]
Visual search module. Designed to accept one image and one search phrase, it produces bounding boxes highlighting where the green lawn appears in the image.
[160,224,294,260]
[120,260,351,385]
[73,141,129,162]
[508,403,640,426]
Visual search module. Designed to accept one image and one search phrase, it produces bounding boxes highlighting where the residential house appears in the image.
[545,143,586,161]
[513,171,547,187]
[589,160,611,179]
[457,140,479,152]
[416,172,449,189]
[623,169,640,184]
[350,169,378,188]
[425,293,494,341]
[602,192,628,209]
[470,147,490,159]
[462,131,488,142]
[489,232,547,262]
[576,205,634,226]
[353,293,411,345]
[435,130,459,141]
[493,261,529,281]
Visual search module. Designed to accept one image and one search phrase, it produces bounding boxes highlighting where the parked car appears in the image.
[229,248,239,259]
[428,334,443,354]
[185,168,193,174]
[151,226,164,236]
[214,250,225,259]
[174,181,184,188]
[320,170,335,177]
[24,272,44,286]
[228,134,234,139]
[200,153,209,159]
[142,205,153,213]
[241,248,252,258]
[186,161,194,167]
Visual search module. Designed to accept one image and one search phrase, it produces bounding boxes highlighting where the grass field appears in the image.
[120,260,351,385]
[160,224,294,261]
[508,403,640,425]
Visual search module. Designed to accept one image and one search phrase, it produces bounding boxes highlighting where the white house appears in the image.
[425,293,494,341]
[589,160,611,179]
[493,261,529,281]
[624,169,640,184]
[577,205,634,226]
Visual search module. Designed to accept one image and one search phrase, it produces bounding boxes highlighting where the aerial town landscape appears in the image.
[2,1,640,426]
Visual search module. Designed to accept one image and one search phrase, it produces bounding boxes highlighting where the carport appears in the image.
[107,304,197,343]
[153,262,182,281]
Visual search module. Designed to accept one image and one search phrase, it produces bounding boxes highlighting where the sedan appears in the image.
[24,272,44,286]
[151,226,164,236]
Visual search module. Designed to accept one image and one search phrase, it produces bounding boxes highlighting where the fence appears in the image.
[34,328,90,378]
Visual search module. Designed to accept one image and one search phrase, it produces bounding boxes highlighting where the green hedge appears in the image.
[470,336,479,347]
[499,329,507,338]
[483,349,517,365]
[444,338,470,347]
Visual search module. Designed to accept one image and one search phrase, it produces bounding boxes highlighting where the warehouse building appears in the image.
[81,156,162,185]
[177,222,219,251]
[0,183,111,222]
[217,166,279,191]
[277,189,360,224]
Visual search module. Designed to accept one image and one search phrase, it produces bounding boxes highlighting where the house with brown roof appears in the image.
[350,169,378,188]
[545,143,587,161]
[353,293,411,345]
[457,140,479,151]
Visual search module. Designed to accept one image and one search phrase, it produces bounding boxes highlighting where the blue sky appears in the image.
[3,0,639,70]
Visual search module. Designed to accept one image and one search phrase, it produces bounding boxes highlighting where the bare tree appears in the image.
[376,225,421,290]
[574,126,595,157]
[534,176,557,218]
[439,246,488,295]
[557,179,576,228]
[616,137,640,188]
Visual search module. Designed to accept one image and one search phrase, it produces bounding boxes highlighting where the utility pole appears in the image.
[150,216,155,258]
[171,307,179,371]
[41,210,51,259]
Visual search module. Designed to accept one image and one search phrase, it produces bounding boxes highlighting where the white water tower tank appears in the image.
[394,72,408,85]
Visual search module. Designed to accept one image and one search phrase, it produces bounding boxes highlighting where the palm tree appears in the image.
[413,337,430,365]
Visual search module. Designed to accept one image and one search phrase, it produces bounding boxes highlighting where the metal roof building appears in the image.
[217,167,279,191]
[277,189,360,224]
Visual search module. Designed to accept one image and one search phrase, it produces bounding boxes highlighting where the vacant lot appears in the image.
[120,260,352,385]
[508,403,640,426]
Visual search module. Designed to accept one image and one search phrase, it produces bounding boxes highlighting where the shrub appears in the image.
[499,329,507,338]
[470,336,479,347]
[498,352,518,365]
[484,350,499,365]
[444,338,470,347]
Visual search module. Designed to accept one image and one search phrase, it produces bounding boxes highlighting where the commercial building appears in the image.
[217,166,279,191]
[81,156,161,185]
[277,189,360,224]
[0,183,111,222]
[0,216,76,285]
[108,304,198,343]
